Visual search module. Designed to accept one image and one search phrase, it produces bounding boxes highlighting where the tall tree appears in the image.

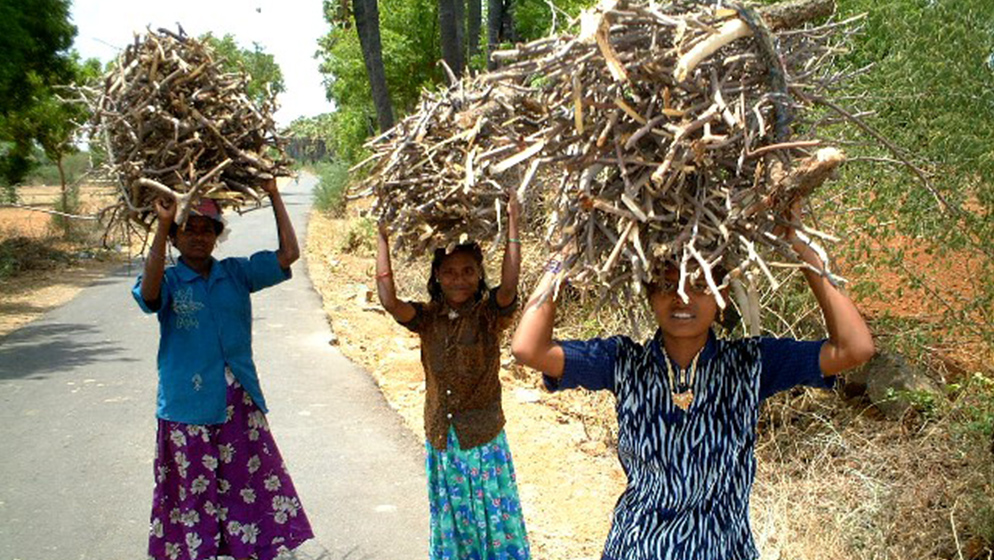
[486,0,503,69]
[467,0,482,62]
[439,0,465,78]
[353,0,395,130]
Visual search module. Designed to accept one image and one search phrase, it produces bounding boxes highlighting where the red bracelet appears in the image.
[375,270,393,279]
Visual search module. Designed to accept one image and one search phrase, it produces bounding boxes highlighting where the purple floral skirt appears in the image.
[148,373,313,560]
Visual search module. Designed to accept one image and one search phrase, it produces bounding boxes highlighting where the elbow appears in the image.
[851,338,876,368]
[281,247,300,267]
[510,336,534,368]
[840,337,876,371]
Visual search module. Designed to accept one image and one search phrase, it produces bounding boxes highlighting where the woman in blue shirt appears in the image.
[511,209,874,560]
[133,179,313,560]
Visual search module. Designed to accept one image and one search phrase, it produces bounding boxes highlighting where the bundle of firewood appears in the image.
[362,0,858,318]
[86,27,291,236]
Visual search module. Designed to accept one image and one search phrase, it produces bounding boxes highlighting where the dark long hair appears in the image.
[427,243,488,303]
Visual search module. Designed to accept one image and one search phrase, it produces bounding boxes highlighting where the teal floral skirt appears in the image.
[426,427,531,560]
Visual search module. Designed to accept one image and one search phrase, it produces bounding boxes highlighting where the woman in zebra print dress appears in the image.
[511,213,874,560]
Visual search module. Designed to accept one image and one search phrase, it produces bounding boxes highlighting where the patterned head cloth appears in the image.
[191,198,223,222]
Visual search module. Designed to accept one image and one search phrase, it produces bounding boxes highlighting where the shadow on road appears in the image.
[0,322,135,380]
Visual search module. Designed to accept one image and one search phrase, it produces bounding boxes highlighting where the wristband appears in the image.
[507,238,521,244]
[375,270,393,279]
[545,259,563,274]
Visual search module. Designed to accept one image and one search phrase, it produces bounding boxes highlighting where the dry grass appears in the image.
[752,384,994,560]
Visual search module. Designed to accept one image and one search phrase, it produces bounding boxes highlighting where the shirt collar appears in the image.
[175,257,225,283]
[650,328,718,371]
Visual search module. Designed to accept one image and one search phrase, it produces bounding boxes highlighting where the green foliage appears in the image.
[25,151,93,187]
[801,0,994,359]
[317,0,442,165]
[948,373,994,443]
[312,161,351,216]
[0,0,80,190]
[514,0,595,40]
[200,33,286,105]
[287,113,336,162]
[0,0,75,116]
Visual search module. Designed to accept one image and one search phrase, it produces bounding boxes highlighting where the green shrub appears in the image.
[0,237,74,281]
[312,161,350,216]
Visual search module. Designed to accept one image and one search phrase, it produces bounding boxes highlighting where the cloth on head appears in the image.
[192,198,223,222]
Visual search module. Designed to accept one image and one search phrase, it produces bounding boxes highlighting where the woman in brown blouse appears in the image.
[375,194,529,559]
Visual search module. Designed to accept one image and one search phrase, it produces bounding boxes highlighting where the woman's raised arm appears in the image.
[511,252,570,378]
[376,222,416,323]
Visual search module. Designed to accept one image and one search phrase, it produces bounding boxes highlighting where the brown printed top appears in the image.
[399,287,517,450]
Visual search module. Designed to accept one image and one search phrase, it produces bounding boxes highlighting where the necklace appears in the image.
[661,345,702,412]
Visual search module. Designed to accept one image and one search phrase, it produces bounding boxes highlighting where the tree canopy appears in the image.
[0,0,79,196]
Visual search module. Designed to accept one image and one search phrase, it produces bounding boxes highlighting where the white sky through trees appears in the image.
[70,0,332,126]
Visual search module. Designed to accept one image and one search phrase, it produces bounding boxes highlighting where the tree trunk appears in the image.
[467,0,481,62]
[501,0,516,43]
[486,0,502,70]
[439,0,465,78]
[353,0,394,131]
[57,154,70,237]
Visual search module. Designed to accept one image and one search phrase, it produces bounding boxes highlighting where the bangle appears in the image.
[375,270,393,279]
[545,259,563,274]
[507,237,521,244]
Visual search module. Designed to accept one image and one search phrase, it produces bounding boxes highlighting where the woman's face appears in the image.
[437,251,480,306]
[649,268,720,341]
[172,216,218,261]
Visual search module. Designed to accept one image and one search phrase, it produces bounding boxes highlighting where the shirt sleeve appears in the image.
[397,302,426,334]
[239,250,292,293]
[131,273,171,314]
[543,337,619,394]
[489,286,518,317]
[758,337,834,400]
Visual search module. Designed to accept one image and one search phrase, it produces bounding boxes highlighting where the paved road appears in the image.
[0,174,428,559]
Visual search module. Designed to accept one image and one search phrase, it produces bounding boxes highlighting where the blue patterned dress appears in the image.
[547,330,832,560]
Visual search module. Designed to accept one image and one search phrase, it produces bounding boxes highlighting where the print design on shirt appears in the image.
[172,287,204,330]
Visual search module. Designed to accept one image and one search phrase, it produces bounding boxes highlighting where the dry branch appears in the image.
[363,0,858,307]
[82,27,292,242]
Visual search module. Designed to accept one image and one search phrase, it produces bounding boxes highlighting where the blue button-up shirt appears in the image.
[132,251,291,424]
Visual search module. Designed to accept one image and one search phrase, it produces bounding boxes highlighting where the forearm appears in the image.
[497,214,521,305]
[376,231,400,308]
[269,190,299,267]
[376,230,415,321]
[511,265,565,377]
[795,240,874,373]
[140,222,171,304]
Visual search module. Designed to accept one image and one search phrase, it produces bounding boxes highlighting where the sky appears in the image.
[70,0,334,127]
